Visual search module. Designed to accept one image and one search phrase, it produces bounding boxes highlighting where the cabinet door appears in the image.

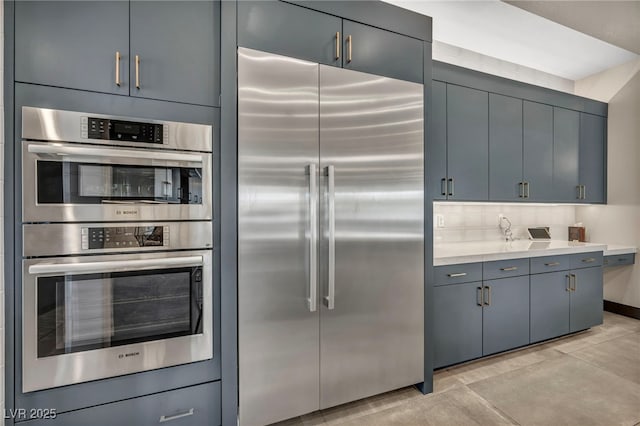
[433,282,483,368]
[429,81,448,200]
[482,276,530,355]
[342,20,423,83]
[523,101,554,201]
[579,113,606,203]
[489,94,523,201]
[530,271,570,343]
[15,1,129,95]
[447,84,489,201]
[238,1,341,67]
[130,1,219,106]
[553,107,580,201]
[570,267,603,332]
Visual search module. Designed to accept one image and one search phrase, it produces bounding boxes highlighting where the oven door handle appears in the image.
[29,255,203,275]
[27,143,203,164]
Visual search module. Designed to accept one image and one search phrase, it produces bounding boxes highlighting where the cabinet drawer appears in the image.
[27,382,221,426]
[434,263,482,286]
[483,258,529,280]
[570,252,603,269]
[604,253,636,267]
[530,255,571,274]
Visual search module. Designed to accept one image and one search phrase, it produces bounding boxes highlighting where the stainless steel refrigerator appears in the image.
[238,47,424,426]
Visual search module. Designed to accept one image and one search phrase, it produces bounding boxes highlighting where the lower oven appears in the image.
[22,250,213,393]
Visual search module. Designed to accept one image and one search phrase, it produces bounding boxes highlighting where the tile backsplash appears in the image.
[434,202,577,243]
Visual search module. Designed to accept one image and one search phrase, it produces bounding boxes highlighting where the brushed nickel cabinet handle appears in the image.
[448,178,455,197]
[500,266,518,271]
[571,274,577,292]
[441,178,447,196]
[447,272,467,278]
[582,185,586,200]
[566,274,571,292]
[135,54,141,89]
[483,286,491,306]
[582,258,596,263]
[576,185,582,200]
[335,32,340,60]
[346,35,352,63]
[519,182,524,198]
[525,181,530,198]
[477,287,483,306]
[115,51,121,86]
[545,262,560,267]
[160,408,194,423]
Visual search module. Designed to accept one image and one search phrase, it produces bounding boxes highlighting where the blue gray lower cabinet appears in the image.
[530,271,571,343]
[433,282,483,368]
[482,276,530,356]
[23,382,221,426]
[436,253,604,367]
[570,267,603,332]
[604,253,636,267]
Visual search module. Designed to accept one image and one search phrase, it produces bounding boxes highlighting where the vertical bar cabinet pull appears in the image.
[346,35,353,63]
[335,32,340,60]
[324,165,336,309]
[135,55,141,89]
[115,51,121,86]
[308,164,318,312]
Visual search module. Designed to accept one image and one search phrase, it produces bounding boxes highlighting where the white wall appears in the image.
[434,202,576,244]
[575,61,640,309]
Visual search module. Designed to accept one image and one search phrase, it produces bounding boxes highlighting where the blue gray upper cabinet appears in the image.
[15,2,129,95]
[523,101,554,201]
[130,1,220,107]
[237,1,342,67]
[489,94,523,201]
[341,20,423,83]
[553,107,580,201]
[15,1,220,107]
[579,113,607,204]
[446,84,489,201]
[430,81,447,200]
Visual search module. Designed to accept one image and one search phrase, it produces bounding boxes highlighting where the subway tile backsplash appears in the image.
[434,202,577,243]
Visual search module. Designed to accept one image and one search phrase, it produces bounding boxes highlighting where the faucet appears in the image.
[499,215,514,241]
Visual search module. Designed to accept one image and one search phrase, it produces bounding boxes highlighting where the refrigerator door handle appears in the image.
[324,165,336,310]
[308,164,318,312]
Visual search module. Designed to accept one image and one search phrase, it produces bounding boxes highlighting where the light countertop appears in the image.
[434,240,636,266]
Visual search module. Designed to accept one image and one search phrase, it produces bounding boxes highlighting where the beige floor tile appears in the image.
[570,332,640,385]
[469,356,640,426]
[433,369,465,393]
[548,324,637,354]
[337,386,517,426]
[445,346,564,385]
[321,387,421,425]
[602,312,640,332]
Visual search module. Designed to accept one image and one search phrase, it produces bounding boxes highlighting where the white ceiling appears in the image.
[383,0,639,80]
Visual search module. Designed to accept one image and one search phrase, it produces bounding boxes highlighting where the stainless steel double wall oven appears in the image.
[21,107,214,393]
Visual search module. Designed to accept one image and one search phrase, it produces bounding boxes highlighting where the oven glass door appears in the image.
[23,252,213,392]
[23,141,212,222]
[37,267,203,358]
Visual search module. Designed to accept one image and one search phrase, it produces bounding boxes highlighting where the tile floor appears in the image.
[274,312,640,425]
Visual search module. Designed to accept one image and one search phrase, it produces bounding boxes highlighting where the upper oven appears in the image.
[21,107,213,223]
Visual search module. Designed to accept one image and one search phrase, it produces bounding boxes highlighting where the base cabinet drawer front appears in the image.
[604,253,636,267]
[483,258,529,280]
[530,271,571,343]
[434,263,483,286]
[25,382,221,426]
[570,252,603,269]
[530,255,571,274]
[570,267,603,332]
[482,276,530,356]
[433,282,483,368]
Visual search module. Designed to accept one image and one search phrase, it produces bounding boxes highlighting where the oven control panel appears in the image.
[81,226,169,250]
[81,116,168,144]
